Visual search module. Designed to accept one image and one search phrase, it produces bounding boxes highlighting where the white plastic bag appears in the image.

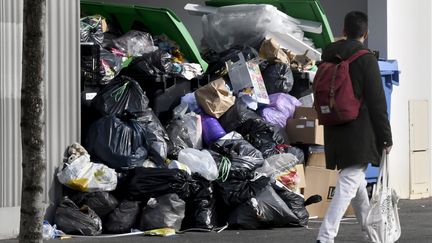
[257,153,299,178]
[57,154,117,192]
[365,151,401,243]
[177,148,218,181]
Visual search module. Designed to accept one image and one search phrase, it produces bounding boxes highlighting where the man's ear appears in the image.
[343,28,347,37]
[363,31,369,40]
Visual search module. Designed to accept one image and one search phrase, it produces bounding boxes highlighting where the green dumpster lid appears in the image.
[81,1,208,71]
[205,0,334,49]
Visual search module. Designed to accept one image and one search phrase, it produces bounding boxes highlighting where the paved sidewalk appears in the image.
[2,198,431,243]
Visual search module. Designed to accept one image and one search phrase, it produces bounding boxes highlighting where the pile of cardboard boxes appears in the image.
[286,107,354,218]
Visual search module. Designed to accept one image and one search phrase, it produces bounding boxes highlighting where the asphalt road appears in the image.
[2,198,431,243]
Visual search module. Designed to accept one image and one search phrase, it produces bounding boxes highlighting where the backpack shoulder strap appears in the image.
[345,49,371,63]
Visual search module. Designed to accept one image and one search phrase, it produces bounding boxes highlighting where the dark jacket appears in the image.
[320,39,393,170]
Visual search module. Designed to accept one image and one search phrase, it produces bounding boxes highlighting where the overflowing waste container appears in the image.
[46,0,342,238]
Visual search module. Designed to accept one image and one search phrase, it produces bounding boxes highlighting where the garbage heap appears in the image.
[51,4,325,237]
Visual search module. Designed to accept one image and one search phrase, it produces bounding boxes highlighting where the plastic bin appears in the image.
[80,1,208,71]
[205,0,334,49]
[365,59,399,183]
[378,59,400,118]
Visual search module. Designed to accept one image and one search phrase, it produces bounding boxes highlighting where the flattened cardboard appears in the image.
[295,164,306,189]
[303,166,355,218]
[308,152,326,168]
[303,166,338,218]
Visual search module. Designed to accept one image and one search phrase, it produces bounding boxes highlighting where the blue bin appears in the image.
[378,59,400,118]
[365,60,399,182]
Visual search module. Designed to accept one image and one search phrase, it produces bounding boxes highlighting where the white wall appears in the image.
[386,0,432,198]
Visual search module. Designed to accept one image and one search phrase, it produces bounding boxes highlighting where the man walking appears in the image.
[316,11,393,243]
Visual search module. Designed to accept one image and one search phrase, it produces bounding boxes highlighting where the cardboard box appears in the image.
[286,107,324,145]
[295,164,306,189]
[308,151,326,168]
[303,166,356,218]
[294,107,319,119]
[303,166,338,218]
[285,119,324,145]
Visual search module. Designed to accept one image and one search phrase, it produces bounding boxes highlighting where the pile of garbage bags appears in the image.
[53,3,325,237]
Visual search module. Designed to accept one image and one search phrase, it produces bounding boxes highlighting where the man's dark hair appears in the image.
[344,11,368,39]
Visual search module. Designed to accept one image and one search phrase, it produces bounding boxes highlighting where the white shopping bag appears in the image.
[365,151,401,243]
[57,154,117,192]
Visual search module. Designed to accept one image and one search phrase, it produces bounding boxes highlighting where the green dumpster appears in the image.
[205,0,334,49]
[81,1,208,71]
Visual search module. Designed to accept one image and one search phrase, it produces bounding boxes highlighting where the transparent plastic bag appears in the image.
[256,153,299,179]
[178,148,218,181]
[140,194,186,231]
[113,30,158,56]
[202,4,303,52]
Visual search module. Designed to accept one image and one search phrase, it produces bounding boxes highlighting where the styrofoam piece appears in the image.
[265,31,322,61]
[184,3,217,16]
[298,18,322,34]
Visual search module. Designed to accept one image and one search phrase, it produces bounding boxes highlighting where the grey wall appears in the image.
[367,0,387,58]
[0,0,80,238]
[319,0,368,38]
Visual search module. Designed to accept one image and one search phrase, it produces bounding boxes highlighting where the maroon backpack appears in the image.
[312,49,370,126]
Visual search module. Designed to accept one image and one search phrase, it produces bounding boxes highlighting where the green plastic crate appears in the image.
[81,1,208,71]
[205,0,334,49]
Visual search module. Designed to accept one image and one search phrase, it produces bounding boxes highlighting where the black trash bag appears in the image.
[86,113,148,169]
[272,182,310,226]
[166,113,202,159]
[80,15,105,45]
[135,109,170,164]
[139,193,186,231]
[203,45,260,79]
[121,49,172,77]
[218,99,261,133]
[237,118,287,158]
[211,135,265,173]
[91,76,149,116]
[111,169,135,201]
[54,197,102,236]
[99,48,123,84]
[214,173,270,207]
[104,200,141,233]
[182,173,217,230]
[127,167,194,201]
[228,184,298,229]
[289,70,312,99]
[262,63,294,94]
[70,191,119,220]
